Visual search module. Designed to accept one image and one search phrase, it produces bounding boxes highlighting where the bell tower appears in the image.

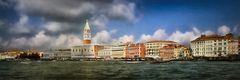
[83,20,91,44]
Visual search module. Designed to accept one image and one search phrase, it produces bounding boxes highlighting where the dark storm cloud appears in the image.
[16,0,137,22]
[15,0,137,35]
[0,0,138,49]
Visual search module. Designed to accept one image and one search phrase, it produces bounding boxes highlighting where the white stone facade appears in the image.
[71,45,96,59]
[98,45,125,59]
[191,34,237,57]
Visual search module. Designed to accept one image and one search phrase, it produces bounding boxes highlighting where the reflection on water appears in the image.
[1,61,240,80]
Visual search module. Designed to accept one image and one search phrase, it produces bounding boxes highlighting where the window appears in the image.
[224,42,227,45]
[219,43,222,45]
[218,47,222,50]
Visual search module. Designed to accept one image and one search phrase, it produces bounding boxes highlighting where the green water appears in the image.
[0,61,240,80]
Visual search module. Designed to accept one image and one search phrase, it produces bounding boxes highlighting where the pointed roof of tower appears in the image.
[84,19,90,30]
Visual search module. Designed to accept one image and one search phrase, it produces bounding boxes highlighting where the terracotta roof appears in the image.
[162,45,176,48]
[191,33,233,42]
[146,40,177,43]
[127,43,144,47]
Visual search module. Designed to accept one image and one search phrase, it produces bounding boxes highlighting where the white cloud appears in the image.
[93,30,134,44]
[108,2,136,22]
[138,27,213,44]
[167,31,198,44]
[29,31,54,48]
[9,15,31,33]
[118,35,134,43]
[139,34,153,42]
[193,27,201,35]
[45,22,62,32]
[139,29,168,42]
[203,30,215,35]
[7,31,82,49]
[218,25,231,35]
[152,29,168,40]
[68,35,82,46]
[90,15,108,30]
[93,30,112,44]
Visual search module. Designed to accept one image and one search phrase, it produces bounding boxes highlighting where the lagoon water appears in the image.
[0,61,240,80]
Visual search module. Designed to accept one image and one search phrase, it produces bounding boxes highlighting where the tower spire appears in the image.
[83,19,91,44]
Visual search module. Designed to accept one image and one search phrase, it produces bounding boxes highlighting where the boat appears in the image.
[150,60,171,64]
[124,61,142,64]
[150,58,171,64]
[20,61,31,64]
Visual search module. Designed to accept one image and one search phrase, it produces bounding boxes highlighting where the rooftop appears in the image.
[146,40,177,43]
[191,33,233,42]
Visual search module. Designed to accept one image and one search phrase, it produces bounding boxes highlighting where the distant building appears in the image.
[98,45,112,59]
[53,49,71,60]
[98,44,125,59]
[238,39,240,54]
[42,49,71,60]
[144,40,178,58]
[159,45,175,60]
[125,43,145,59]
[228,40,239,55]
[0,50,24,59]
[70,20,104,59]
[111,44,125,59]
[41,50,54,59]
[191,33,236,57]
[174,45,192,59]
[71,45,103,59]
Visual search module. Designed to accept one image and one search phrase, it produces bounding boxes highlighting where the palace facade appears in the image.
[190,33,238,57]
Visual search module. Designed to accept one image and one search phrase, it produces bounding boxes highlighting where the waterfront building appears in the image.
[125,43,145,59]
[159,45,175,60]
[0,52,14,60]
[41,50,54,59]
[98,45,113,59]
[53,49,71,60]
[190,33,235,57]
[111,44,125,59]
[0,49,42,60]
[239,40,240,54]
[70,20,104,59]
[2,50,24,59]
[174,45,192,59]
[144,40,178,59]
[42,49,71,60]
[71,45,104,59]
[228,40,239,55]
[98,44,125,59]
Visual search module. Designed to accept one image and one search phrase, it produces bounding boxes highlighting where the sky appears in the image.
[0,0,240,50]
